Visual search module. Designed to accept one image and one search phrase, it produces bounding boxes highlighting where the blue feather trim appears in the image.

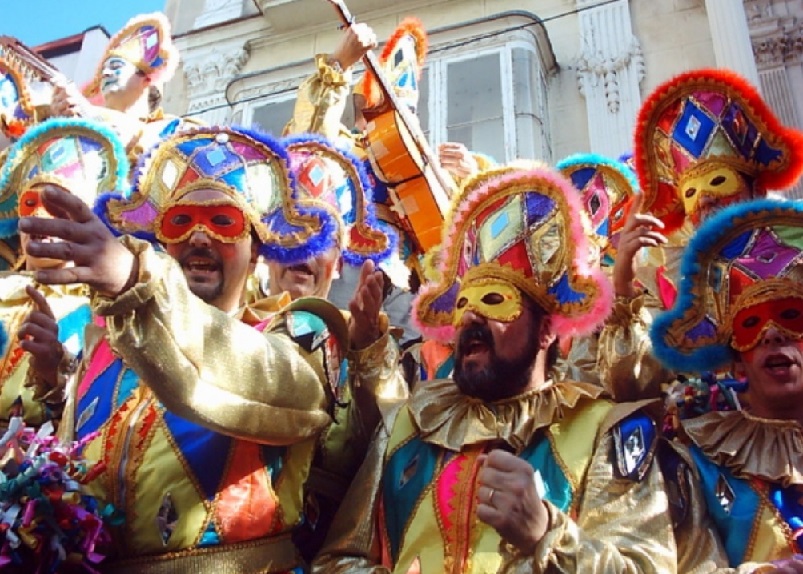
[556,152,639,192]
[0,118,130,202]
[650,198,803,372]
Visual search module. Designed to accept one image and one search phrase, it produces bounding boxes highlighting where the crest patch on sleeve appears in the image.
[613,412,658,481]
[286,310,330,353]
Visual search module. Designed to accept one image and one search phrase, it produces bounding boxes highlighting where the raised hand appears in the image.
[612,193,667,298]
[18,185,137,297]
[348,259,384,350]
[438,142,478,180]
[331,22,377,70]
[50,82,89,118]
[477,449,549,555]
[18,285,62,390]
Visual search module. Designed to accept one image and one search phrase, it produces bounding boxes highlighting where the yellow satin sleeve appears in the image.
[284,54,353,142]
[311,408,396,574]
[597,292,671,402]
[92,236,340,446]
[498,431,678,574]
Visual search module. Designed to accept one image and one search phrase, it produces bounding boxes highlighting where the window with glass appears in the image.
[240,27,551,163]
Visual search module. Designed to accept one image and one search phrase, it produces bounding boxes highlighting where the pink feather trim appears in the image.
[420,166,613,338]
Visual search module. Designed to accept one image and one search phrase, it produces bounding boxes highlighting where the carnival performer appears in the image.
[651,198,803,571]
[0,118,130,432]
[21,126,368,573]
[50,13,200,170]
[313,164,680,573]
[284,19,425,342]
[542,153,635,386]
[599,68,803,401]
[251,133,407,560]
[285,19,492,349]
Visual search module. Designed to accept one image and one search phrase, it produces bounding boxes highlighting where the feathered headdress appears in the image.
[413,164,613,343]
[557,153,639,267]
[651,198,803,372]
[0,57,36,140]
[101,126,290,255]
[0,118,130,238]
[357,17,427,113]
[265,134,396,265]
[634,68,803,235]
[83,13,179,101]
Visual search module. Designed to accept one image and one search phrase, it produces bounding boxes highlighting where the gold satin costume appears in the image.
[60,237,354,573]
[313,379,679,573]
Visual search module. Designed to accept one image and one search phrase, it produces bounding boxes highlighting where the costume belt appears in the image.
[101,533,302,574]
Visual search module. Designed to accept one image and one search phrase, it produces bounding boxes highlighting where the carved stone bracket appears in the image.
[752,25,803,66]
[183,46,251,98]
[575,36,645,114]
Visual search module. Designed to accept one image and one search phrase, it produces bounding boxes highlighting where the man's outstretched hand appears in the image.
[19,185,137,297]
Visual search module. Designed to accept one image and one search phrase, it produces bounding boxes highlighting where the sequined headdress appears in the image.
[557,153,638,267]
[266,134,396,265]
[355,17,427,113]
[413,165,613,342]
[0,57,36,139]
[651,199,803,372]
[0,118,130,238]
[102,126,290,253]
[83,13,179,100]
[634,68,803,234]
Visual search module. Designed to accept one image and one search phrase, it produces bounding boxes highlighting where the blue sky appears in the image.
[4,0,167,46]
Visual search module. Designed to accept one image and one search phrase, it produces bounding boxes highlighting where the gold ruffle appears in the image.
[683,410,803,487]
[409,379,604,453]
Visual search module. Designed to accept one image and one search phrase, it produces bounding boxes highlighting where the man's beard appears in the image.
[179,247,224,304]
[453,324,539,402]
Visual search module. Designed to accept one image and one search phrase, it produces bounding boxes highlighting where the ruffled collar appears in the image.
[409,378,604,452]
[683,410,803,487]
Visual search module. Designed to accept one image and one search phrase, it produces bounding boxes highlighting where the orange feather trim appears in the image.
[634,68,803,235]
[360,17,428,110]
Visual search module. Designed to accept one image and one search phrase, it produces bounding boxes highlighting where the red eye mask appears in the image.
[157,202,250,244]
[731,296,803,351]
[18,189,46,217]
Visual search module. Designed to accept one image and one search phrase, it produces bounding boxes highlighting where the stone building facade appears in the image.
[160,0,803,195]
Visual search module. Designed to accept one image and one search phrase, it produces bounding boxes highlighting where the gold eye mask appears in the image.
[453,280,523,326]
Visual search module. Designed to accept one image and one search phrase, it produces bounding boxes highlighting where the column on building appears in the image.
[745,0,803,198]
[574,0,645,158]
[705,0,761,88]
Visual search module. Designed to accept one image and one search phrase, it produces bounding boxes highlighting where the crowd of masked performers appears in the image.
[0,9,801,574]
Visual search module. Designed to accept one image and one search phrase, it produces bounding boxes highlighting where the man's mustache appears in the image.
[179,247,222,267]
[457,324,495,355]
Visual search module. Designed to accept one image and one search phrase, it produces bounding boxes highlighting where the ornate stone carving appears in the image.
[751,25,803,66]
[183,46,250,97]
[572,0,645,156]
[575,37,645,114]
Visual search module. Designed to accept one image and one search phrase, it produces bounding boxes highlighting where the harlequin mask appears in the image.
[679,162,753,226]
[453,279,524,326]
[730,281,803,352]
[156,199,251,245]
